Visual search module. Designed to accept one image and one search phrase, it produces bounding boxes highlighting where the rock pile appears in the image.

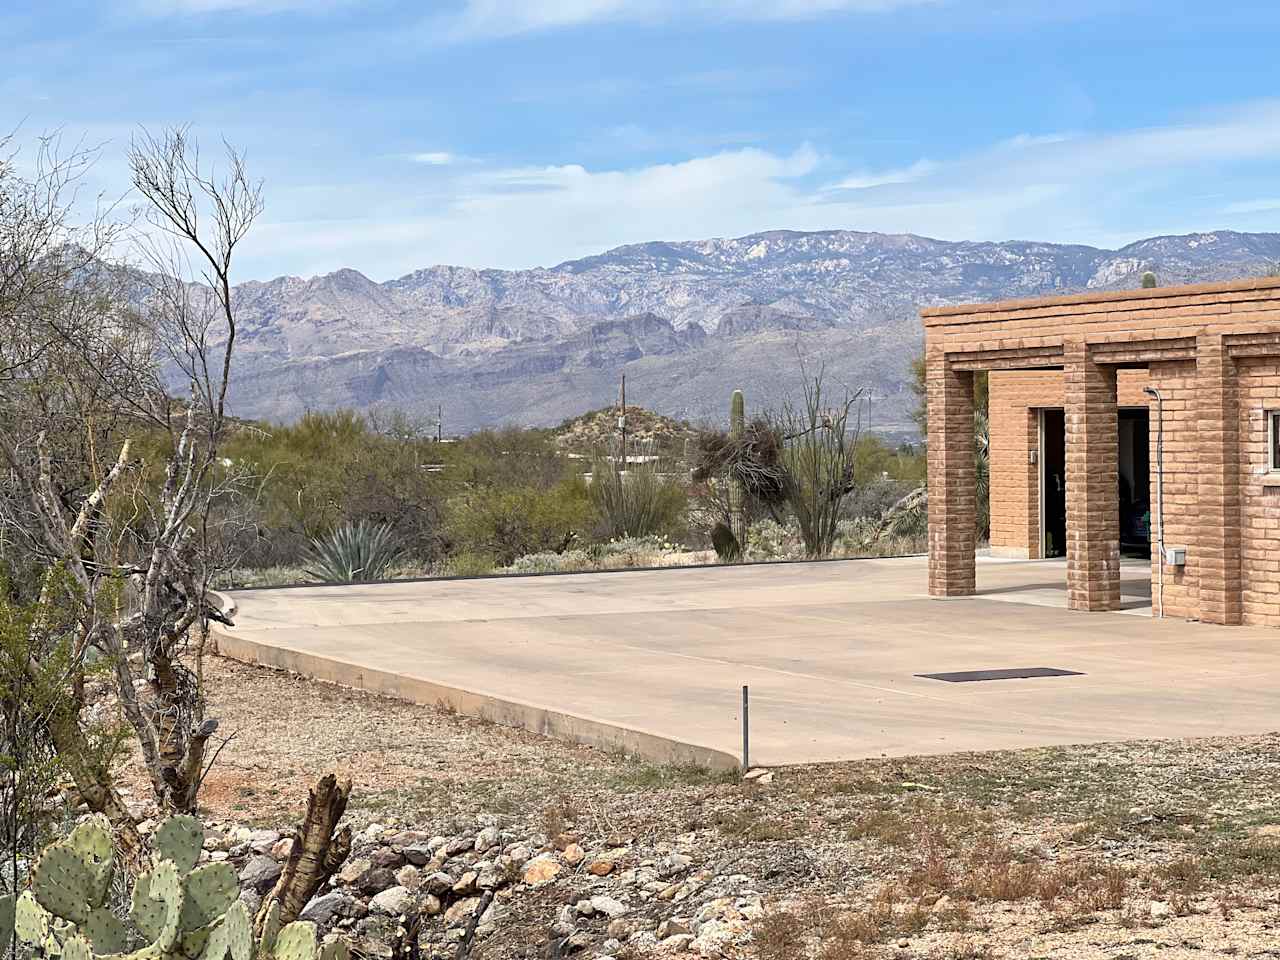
[192,817,764,959]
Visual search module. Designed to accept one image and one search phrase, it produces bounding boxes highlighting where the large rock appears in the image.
[400,845,434,867]
[369,886,415,917]
[522,854,563,886]
[589,896,627,919]
[357,867,400,896]
[238,855,282,892]
[443,896,480,925]
[300,892,356,926]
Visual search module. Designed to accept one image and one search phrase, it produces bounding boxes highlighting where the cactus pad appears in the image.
[32,843,96,924]
[195,922,225,960]
[67,816,113,865]
[153,817,203,876]
[83,906,129,954]
[130,861,183,951]
[178,927,212,960]
[178,863,237,932]
[257,902,281,956]
[15,891,51,945]
[67,816,115,906]
[62,934,93,960]
[222,902,252,960]
[318,941,348,960]
[271,922,317,960]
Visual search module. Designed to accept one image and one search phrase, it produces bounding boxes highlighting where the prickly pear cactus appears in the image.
[153,817,203,877]
[15,814,345,960]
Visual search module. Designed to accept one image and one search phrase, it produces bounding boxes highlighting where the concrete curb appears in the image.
[207,591,740,773]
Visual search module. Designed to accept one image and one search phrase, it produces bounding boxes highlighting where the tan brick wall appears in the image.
[1147,360,1200,620]
[926,276,1280,625]
[988,369,1153,559]
[1237,359,1280,626]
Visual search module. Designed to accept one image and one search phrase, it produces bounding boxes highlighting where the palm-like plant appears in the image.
[304,520,406,583]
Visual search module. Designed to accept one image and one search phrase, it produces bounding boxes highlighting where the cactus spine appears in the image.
[727,389,748,552]
[15,814,348,960]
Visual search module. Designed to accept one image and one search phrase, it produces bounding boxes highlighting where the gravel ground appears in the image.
[119,655,1280,959]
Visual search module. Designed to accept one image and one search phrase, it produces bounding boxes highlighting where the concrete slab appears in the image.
[216,556,1280,768]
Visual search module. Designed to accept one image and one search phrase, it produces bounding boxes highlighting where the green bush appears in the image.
[445,480,592,567]
[588,454,688,540]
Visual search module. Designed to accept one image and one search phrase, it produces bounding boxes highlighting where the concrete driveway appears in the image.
[217,556,1280,768]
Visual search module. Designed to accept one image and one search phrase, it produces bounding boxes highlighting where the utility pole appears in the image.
[618,374,627,468]
[437,403,443,442]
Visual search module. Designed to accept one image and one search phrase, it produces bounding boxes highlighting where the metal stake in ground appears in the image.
[741,684,750,770]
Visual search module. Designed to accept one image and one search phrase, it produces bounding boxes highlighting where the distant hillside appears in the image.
[553,406,698,458]
[210,229,1280,436]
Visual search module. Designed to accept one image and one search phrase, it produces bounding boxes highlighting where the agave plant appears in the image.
[303,521,406,583]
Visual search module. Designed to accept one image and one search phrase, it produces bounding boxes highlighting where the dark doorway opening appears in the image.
[1039,407,1150,560]
[1118,408,1151,557]
[1040,409,1066,558]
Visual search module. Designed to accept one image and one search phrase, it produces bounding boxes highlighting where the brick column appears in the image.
[927,351,975,596]
[1195,334,1242,625]
[1064,340,1120,611]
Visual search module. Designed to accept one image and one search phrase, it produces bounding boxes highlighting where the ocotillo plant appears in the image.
[728,389,748,550]
[7,814,348,960]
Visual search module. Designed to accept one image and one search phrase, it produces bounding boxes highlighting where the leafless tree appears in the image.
[0,127,262,864]
[769,364,864,558]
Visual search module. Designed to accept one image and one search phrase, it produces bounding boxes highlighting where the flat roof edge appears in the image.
[920,274,1280,322]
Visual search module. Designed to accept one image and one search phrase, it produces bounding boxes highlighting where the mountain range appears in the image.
[221,229,1280,437]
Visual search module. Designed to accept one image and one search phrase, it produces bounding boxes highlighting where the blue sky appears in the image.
[5,0,1280,280]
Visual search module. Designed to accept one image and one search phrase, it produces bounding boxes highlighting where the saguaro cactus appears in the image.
[14,814,348,960]
[727,389,748,551]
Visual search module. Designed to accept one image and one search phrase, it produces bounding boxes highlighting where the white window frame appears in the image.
[1270,410,1280,473]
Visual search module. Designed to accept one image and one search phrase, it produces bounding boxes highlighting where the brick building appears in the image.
[923,276,1280,627]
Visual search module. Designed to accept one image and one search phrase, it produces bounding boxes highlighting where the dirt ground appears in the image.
[124,655,1280,959]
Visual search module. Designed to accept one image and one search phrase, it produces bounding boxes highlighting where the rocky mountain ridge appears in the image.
[221,229,1280,434]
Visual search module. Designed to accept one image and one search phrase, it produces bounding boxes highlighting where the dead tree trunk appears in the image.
[257,774,353,932]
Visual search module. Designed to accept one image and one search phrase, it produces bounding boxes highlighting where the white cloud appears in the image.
[410,152,456,166]
[1222,198,1280,215]
[439,0,940,39]
[239,99,1280,280]
[830,159,936,191]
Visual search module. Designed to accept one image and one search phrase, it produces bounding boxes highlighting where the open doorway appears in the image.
[1040,409,1066,558]
[1118,408,1151,558]
[1038,407,1151,559]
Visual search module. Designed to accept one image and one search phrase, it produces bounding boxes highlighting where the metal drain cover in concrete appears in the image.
[916,667,1084,683]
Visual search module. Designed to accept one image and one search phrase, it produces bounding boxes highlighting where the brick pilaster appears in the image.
[927,350,976,596]
[1064,340,1120,611]
[1195,334,1242,624]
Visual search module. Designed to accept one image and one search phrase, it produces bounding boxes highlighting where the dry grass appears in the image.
[144,656,1280,959]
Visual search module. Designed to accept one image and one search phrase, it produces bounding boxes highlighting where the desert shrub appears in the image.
[303,520,407,583]
[588,451,688,540]
[745,519,804,560]
[446,480,592,567]
[437,551,497,578]
[506,549,594,575]
[224,410,446,567]
[505,536,684,574]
